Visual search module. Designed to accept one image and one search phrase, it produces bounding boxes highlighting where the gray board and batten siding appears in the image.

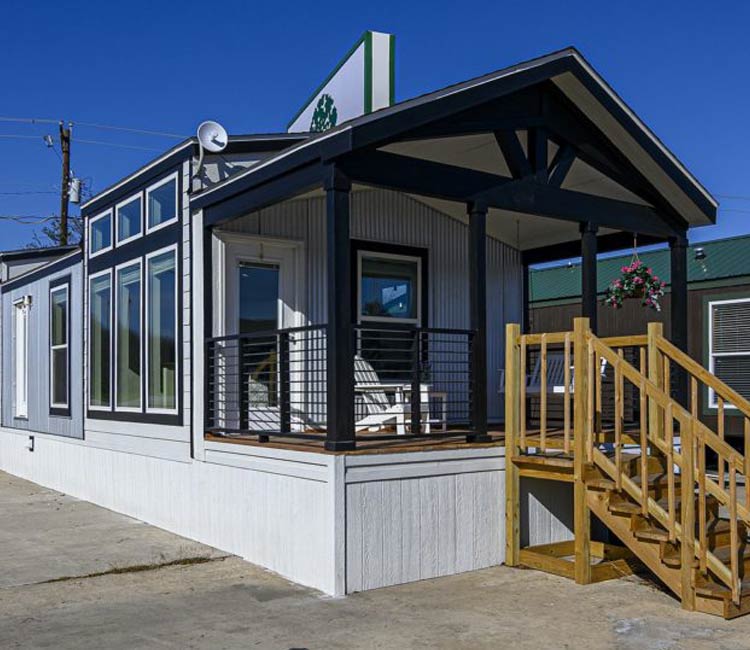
[1,252,84,438]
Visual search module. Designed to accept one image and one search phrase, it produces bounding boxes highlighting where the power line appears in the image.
[716,194,750,202]
[0,190,57,195]
[73,121,187,139]
[75,138,163,152]
[0,134,45,140]
[0,116,59,125]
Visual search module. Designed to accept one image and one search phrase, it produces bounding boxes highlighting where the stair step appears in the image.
[709,543,750,565]
[634,525,671,543]
[695,575,750,601]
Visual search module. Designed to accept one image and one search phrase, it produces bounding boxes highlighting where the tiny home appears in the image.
[1,44,732,604]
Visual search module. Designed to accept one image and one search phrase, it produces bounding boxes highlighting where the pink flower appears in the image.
[632,260,641,269]
[634,276,643,285]
[647,268,653,274]
[621,266,628,273]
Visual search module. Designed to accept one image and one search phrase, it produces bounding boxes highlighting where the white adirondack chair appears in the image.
[354,355,432,435]
[499,353,607,395]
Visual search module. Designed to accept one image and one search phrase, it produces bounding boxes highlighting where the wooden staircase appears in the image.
[504,318,750,619]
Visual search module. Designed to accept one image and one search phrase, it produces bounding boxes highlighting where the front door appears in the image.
[215,234,304,431]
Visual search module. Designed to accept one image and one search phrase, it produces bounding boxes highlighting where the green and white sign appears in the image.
[287,31,395,133]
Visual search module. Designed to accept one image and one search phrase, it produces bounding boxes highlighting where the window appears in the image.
[89,271,112,409]
[50,284,69,412]
[13,297,30,418]
[146,247,177,412]
[89,210,113,256]
[146,173,178,233]
[115,262,141,410]
[358,251,421,323]
[708,297,750,408]
[116,195,142,244]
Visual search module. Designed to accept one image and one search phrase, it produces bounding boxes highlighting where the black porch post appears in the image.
[324,164,356,451]
[468,200,491,442]
[670,234,689,404]
[580,222,599,334]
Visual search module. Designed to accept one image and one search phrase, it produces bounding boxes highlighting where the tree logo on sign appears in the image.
[310,93,338,132]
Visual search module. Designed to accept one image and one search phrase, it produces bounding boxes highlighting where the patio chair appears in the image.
[354,355,439,435]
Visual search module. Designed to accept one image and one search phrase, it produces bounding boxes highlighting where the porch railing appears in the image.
[204,322,476,443]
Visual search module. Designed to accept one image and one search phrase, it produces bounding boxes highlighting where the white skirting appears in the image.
[0,428,572,595]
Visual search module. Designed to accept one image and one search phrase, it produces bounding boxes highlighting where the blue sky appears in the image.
[1,0,748,250]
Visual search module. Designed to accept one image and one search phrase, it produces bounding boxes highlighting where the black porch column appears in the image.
[468,200,491,442]
[324,165,356,451]
[670,234,689,404]
[580,222,599,334]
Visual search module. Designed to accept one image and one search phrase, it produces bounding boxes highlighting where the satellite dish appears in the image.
[197,120,228,153]
[192,120,228,180]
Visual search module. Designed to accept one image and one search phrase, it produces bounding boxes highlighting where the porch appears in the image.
[191,49,715,454]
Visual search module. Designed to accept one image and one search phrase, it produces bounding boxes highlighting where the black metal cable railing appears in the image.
[205,322,475,442]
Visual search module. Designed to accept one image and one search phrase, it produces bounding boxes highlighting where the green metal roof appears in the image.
[529,234,750,304]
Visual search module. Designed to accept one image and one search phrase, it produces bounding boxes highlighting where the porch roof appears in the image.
[191,47,717,257]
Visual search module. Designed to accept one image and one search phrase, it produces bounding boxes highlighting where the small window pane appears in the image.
[147,178,177,229]
[52,348,68,406]
[90,214,112,253]
[116,265,141,409]
[361,256,419,320]
[239,263,279,334]
[51,288,67,347]
[147,251,176,410]
[90,275,111,407]
[117,197,142,242]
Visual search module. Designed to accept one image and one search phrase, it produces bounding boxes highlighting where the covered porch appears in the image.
[191,48,715,452]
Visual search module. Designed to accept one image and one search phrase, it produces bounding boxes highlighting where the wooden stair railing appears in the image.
[505,318,750,617]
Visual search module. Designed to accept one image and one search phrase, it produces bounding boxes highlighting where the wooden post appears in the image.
[504,323,521,566]
[647,322,664,441]
[468,200,490,442]
[324,165,355,451]
[580,223,598,334]
[573,317,591,584]
[679,416,696,610]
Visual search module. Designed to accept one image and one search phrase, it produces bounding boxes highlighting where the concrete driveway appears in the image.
[2,471,750,649]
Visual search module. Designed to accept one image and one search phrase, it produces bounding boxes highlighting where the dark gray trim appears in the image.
[0,245,78,262]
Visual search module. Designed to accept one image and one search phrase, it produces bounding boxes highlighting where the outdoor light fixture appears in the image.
[694,247,706,261]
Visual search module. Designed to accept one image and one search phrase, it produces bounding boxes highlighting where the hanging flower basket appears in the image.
[603,258,666,312]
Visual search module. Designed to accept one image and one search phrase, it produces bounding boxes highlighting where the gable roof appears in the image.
[192,47,717,230]
[529,234,750,303]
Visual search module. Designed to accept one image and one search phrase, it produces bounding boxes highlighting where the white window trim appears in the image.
[114,258,143,413]
[707,296,750,410]
[88,268,113,411]
[145,244,179,415]
[13,297,30,419]
[88,209,114,258]
[115,193,144,246]
[145,172,179,234]
[357,249,422,325]
[49,284,70,410]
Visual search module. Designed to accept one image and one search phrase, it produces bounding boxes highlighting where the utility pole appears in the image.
[59,121,71,246]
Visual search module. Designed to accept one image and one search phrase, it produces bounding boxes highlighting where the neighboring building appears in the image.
[0,245,79,283]
[529,234,750,436]
[0,46,718,596]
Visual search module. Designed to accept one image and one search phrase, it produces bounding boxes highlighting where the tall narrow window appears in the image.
[116,263,141,410]
[13,298,29,418]
[146,174,178,232]
[116,195,142,244]
[147,248,177,412]
[89,272,112,408]
[89,211,113,256]
[50,284,69,412]
[708,297,750,408]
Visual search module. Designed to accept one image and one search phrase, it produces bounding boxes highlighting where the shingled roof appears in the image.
[529,234,750,304]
